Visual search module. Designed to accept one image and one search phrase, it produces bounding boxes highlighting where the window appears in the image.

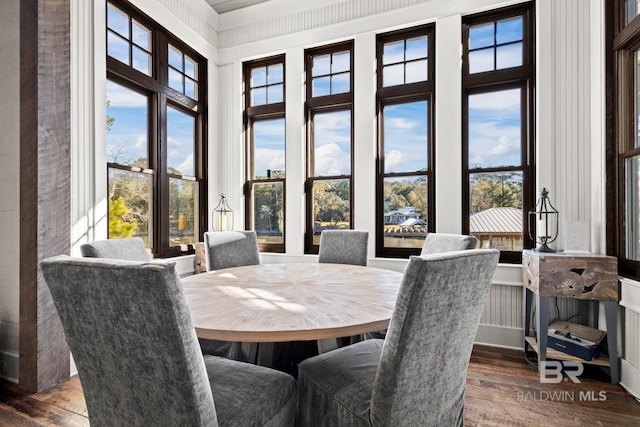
[243,55,286,252]
[106,0,207,257]
[462,3,535,263]
[611,1,640,278]
[376,25,435,258]
[305,41,354,253]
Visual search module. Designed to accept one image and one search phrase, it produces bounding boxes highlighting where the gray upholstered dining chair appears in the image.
[203,230,260,271]
[81,236,241,360]
[80,237,150,261]
[318,230,369,266]
[41,256,297,427]
[296,249,499,427]
[420,232,478,255]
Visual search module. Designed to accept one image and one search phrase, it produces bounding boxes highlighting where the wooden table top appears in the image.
[181,263,403,342]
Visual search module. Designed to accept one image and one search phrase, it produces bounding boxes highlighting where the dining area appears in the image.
[38,231,499,426]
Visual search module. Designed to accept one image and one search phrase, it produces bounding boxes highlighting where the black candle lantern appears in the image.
[212,193,234,231]
[528,188,559,253]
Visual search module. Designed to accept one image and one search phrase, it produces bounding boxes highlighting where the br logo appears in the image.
[539,361,583,384]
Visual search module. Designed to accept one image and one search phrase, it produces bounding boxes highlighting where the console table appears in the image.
[522,250,619,384]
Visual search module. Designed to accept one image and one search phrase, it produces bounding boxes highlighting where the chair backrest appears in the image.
[40,256,218,426]
[420,232,478,255]
[370,249,499,426]
[318,230,369,266]
[80,237,150,262]
[203,231,260,271]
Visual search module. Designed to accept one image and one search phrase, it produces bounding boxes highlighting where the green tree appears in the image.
[470,174,522,213]
[109,196,138,238]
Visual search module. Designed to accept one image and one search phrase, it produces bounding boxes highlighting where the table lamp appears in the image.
[528,188,558,252]
[212,193,233,231]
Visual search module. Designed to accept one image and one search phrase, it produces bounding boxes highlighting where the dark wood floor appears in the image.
[1,345,639,426]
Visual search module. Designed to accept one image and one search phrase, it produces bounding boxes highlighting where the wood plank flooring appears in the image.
[1,345,639,426]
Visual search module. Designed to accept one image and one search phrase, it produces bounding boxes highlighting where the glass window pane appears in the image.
[383,40,404,65]
[313,110,351,176]
[468,89,521,168]
[405,36,428,61]
[332,51,350,73]
[312,179,351,245]
[251,67,267,87]
[313,54,331,76]
[185,78,196,100]
[185,56,196,79]
[132,20,150,51]
[267,64,283,84]
[496,17,523,44]
[253,118,285,179]
[253,182,284,245]
[107,4,129,39]
[496,43,523,69]
[331,73,350,94]
[108,168,152,246]
[169,68,183,92]
[167,106,195,176]
[626,156,640,259]
[469,48,495,74]
[312,76,331,97]
[107,31,130,65]
[405,59,428,84]
[168,45,182,70]
[635,49,640,148]
[169,178,197,246]
[132,47,151,75]
[267,84,283,104]
[106,80,148,167]
[251,87,267,106]
[469,22,494,50]
[383,176,427,249]
[383,64,404,87]
[384,101,428,174]
[625,0,640,25]
[469,172,523,250]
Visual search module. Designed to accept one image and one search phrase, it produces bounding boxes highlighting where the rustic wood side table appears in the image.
[522,250,619,384]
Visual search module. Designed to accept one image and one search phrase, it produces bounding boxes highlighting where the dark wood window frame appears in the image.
[106,0,207,258]
[243,54,286,253]
[609,1,640,279]
[375,24,436,258]
[461,2,535,264]
[304,40,355,254]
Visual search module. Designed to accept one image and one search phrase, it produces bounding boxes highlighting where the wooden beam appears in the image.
[19,0,71,392]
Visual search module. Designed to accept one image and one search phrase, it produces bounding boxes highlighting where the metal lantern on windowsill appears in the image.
[528,188,559,253]
[212,193,234,231]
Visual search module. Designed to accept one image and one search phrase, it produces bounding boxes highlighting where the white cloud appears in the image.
[386,149,408,169]
[385,117,416,132]
[176,153,194,176]
[106,80,147,108]
[315,143,350,176]
[255,148,285,176]
[469,88,520,111]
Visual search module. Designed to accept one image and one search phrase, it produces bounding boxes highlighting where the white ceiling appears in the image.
[205,0,272,14]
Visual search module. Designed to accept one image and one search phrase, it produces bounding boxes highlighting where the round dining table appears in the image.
[181,262,403,359]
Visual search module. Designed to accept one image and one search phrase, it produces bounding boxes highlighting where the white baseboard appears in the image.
[475,324,523,350]
[621,358,640,401]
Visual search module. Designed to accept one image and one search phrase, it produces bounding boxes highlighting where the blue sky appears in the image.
[468,88,521,168]
[106,80,195,176]
[384,101,428,173]
[313,110,351,176]
[254,118,285,178]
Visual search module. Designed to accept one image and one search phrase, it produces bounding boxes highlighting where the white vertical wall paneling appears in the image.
[620,278,640,398]
[71,0,96,253]
[284,48,305,256]
[434,14,463,233]
[589,0,606,253]
[353,32,377,258]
